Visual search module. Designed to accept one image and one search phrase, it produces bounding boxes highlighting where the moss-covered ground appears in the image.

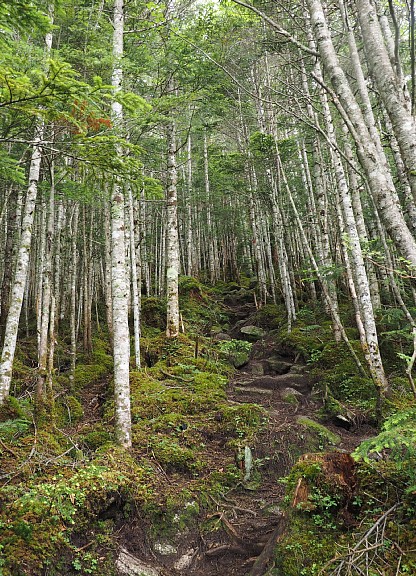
[1,280,416,575]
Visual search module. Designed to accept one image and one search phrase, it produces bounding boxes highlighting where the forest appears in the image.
[1,0,416,574]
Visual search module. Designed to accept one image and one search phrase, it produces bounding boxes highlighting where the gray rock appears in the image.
[281,387,303,404]
[247,362,265,376]
[234,386,273,396]
[153,542,177,555]
[265,356,292,375]
[289,364,307,375]
[240,325,266,341]
[174,549,196,571]
[116,548,160,576]
[242,373,309,391]
[230,351,250,369]
[214,332,232,341]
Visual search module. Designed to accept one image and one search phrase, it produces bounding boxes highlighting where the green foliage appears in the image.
[0,0,51,44]
[217,338,252,356]
[0,149,25,185]
[0,418,31,441]
[354,407,416,465]
[249,131,275,157]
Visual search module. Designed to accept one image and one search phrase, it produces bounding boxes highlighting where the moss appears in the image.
[141,297,167,328]
[90,336,113,370]
[178,275,208,299]
[275,322,333,362]
[148,435,203,473]
[81,426,113,451]
[296,416,341,447]
[73,363,107,390]
[56,395,84,426]
[275,514,340,575]
[0,396,29,422]
[282,392,300,405]
[220,403,266,444]
[254,303,285,330]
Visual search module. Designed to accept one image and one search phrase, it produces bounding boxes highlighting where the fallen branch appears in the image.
[160,369,193,382]
[0,437,19,457]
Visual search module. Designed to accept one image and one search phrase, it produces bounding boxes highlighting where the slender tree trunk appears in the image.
[307,0,416,269]
[355,0,416,200]
[166,117,180,338]
[111,0,131,448]
[0,189,17,347]
[69,204,79,390]
[0,118,46,403]
[36,160,56,418]
[127,187,141,369]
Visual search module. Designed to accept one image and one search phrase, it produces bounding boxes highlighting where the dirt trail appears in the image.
[177,303,375,576]
[106,301,376,576]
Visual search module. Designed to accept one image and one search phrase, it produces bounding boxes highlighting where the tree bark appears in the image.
[111,0,131,448]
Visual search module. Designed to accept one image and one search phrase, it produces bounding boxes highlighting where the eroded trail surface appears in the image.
[112,301,376,576]
[158,303,376,576]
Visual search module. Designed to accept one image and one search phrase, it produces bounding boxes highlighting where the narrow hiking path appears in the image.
[167,300,377,576]
[66,298,377,576]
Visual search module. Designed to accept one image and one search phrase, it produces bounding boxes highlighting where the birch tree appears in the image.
[110,0,131,448]
[0,18,53,406]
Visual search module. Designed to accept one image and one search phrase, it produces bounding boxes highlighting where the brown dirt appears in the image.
[112,305,377,576]
[67,302,375,576]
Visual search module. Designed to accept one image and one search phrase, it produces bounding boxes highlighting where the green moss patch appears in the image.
[296,416,341,447]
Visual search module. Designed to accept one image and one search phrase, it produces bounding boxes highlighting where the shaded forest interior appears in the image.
[1,0,416,574]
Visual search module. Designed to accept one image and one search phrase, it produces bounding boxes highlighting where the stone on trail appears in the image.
[240,325,267,341]
[281,387,303,404]
[234,386,273,396]
[116,548,161,576]
[264,356,292,375]
[296,416,341,445]
[230,350,250,369]
[247,361,265,375]
[213,332,232,341]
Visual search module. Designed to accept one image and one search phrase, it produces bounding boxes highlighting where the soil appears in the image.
[85,303,377,576]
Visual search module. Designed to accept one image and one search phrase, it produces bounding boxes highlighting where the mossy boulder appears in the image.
[296,416,341,447]
[240,325,266,342]
[281,387,302,405]
[253,303,285,330]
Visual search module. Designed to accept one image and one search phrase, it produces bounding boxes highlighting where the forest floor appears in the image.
[108,299,377,576]
[5,288,410,576]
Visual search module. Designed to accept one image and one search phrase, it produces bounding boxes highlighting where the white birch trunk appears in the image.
[69,204,79,390]
[307,0,416,268]
[127,187,141,369]
[355,0,416,200]
[0,122,45,404]
[166,119,180,337]
[36,161,55,409]
[111,0,131,448]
